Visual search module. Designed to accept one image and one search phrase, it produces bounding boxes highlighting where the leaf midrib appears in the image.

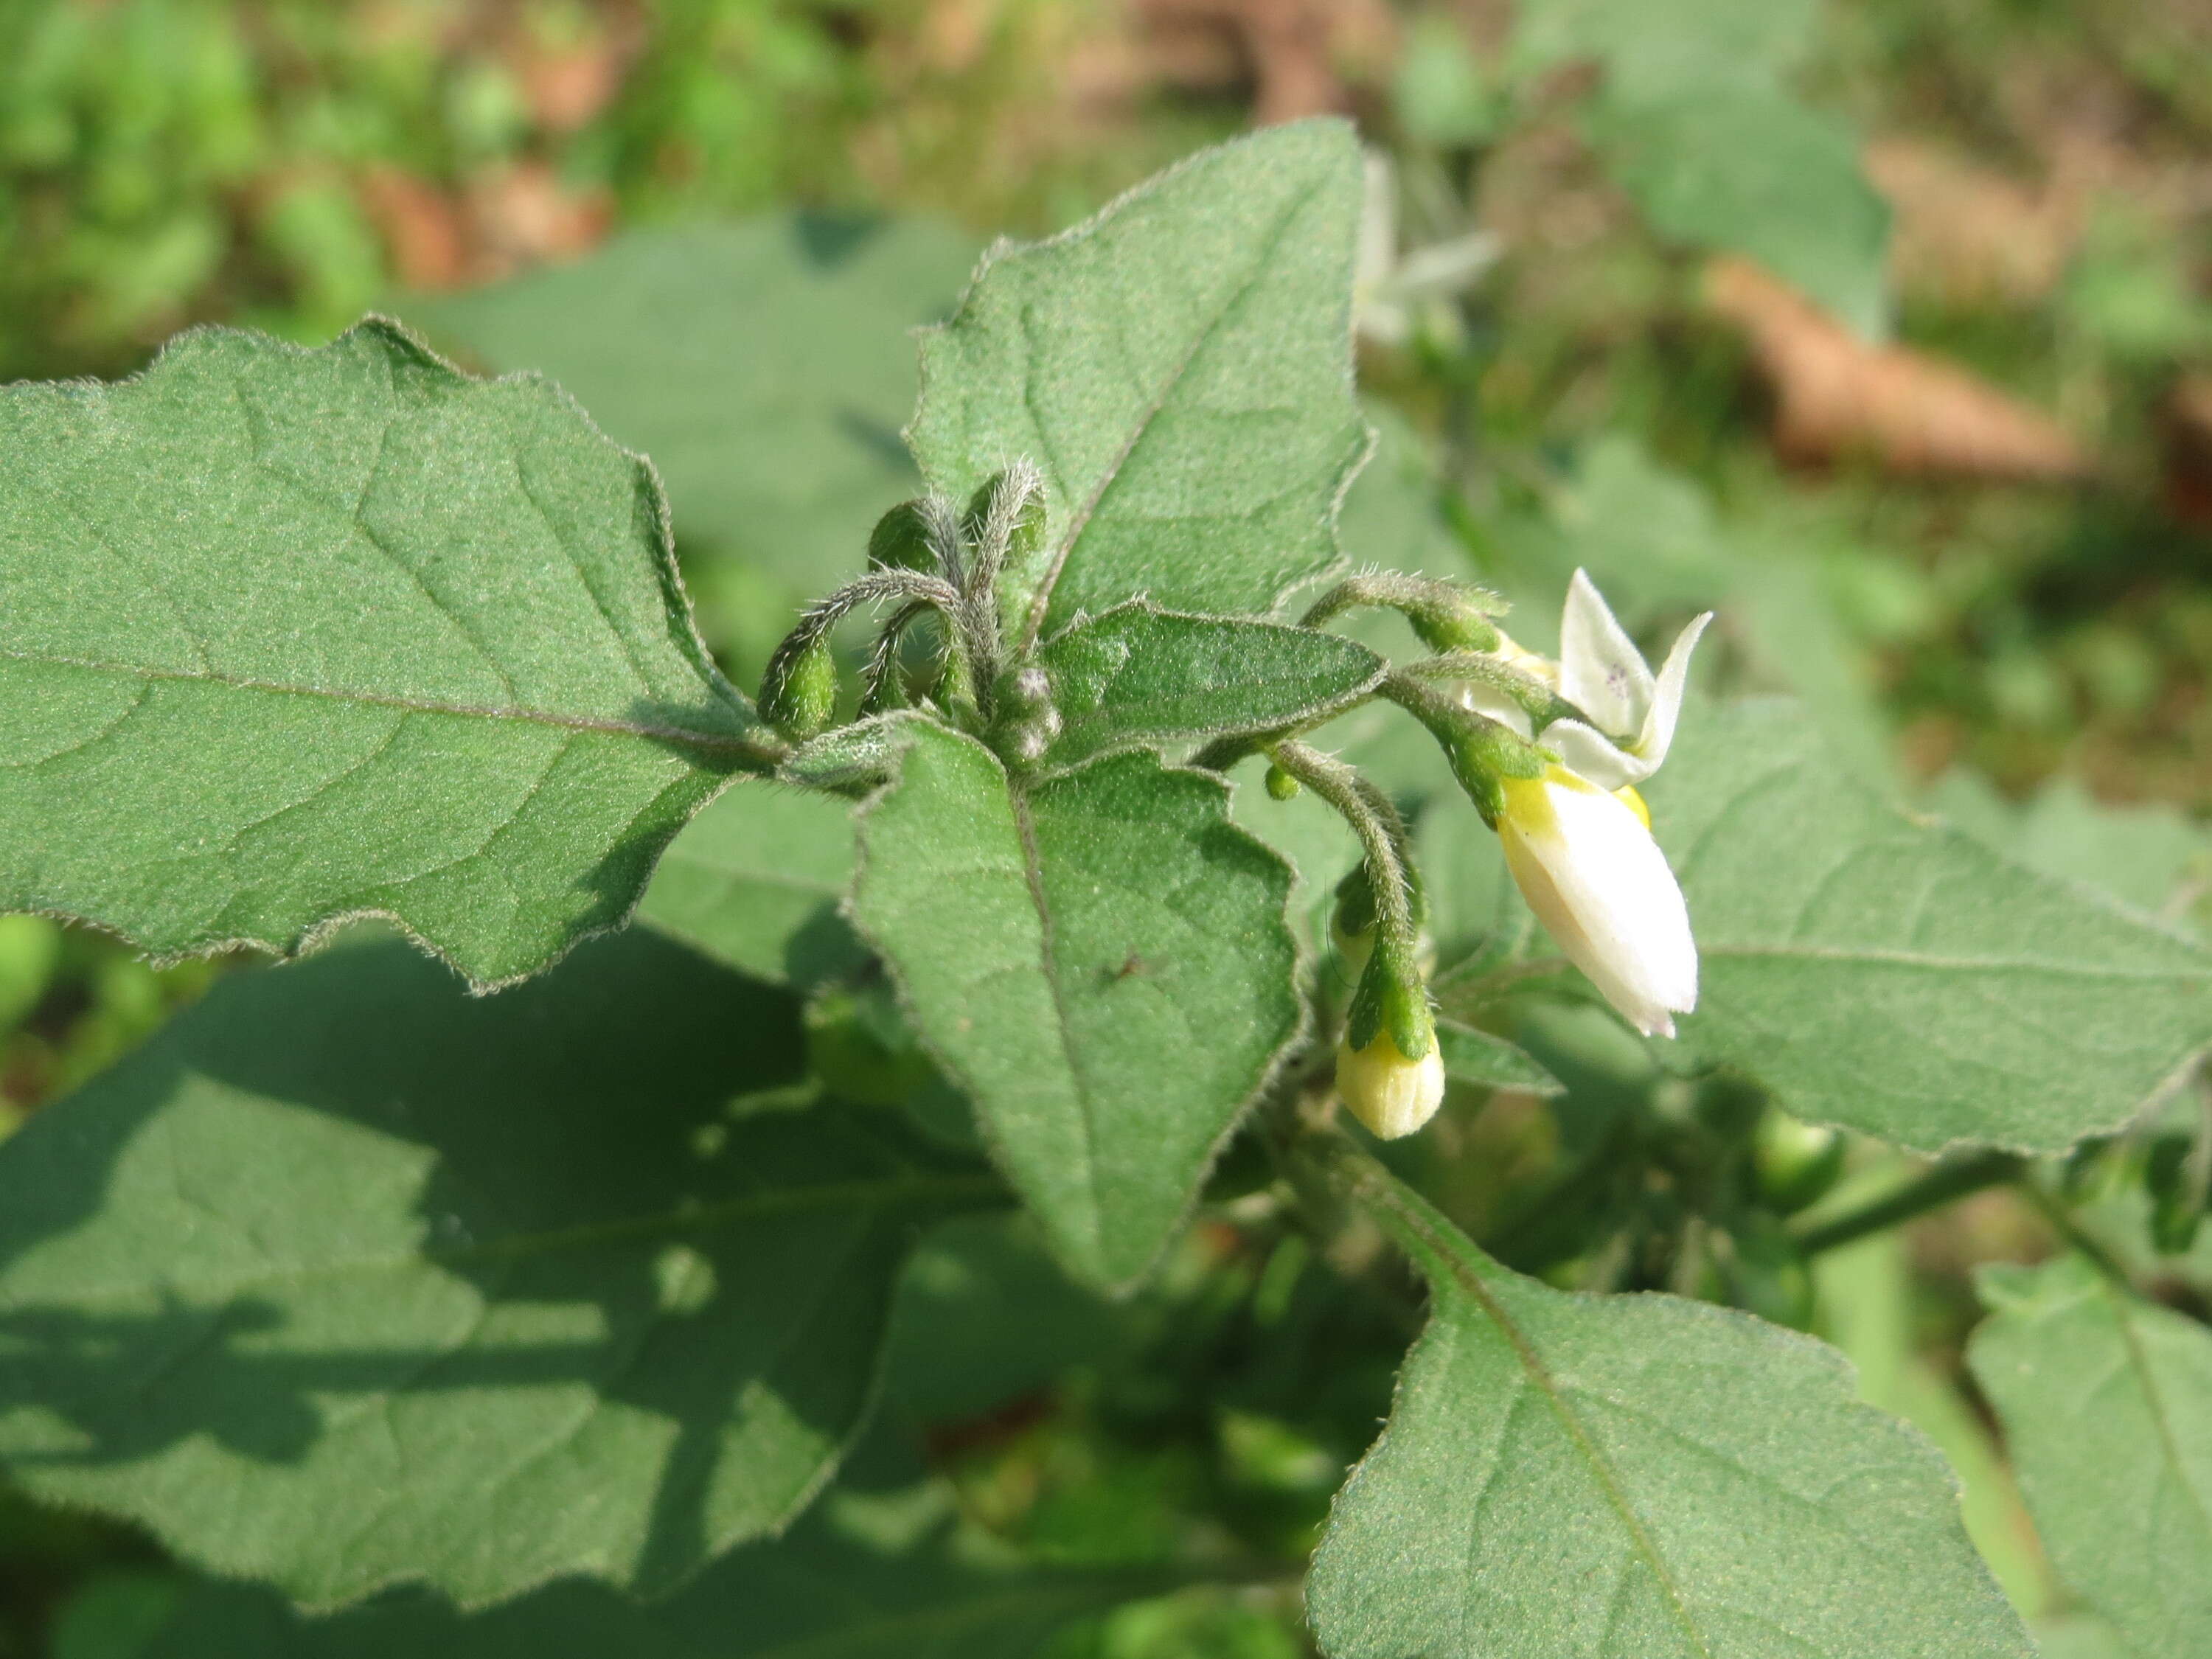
[2101,1284,2212,1550]
[5,646,776,764]
[1355,1164,1719,1659]
[1007,780,1108,1265]
[1015,175,1327,650]
[1700,940,2211,981]
[13,1169,1002,1310]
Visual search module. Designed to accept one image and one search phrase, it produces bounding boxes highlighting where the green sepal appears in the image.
[1345,950,1435,1062]
[1444,720,1548,826]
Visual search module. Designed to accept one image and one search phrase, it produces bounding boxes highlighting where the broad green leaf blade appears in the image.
[1434,1017,1562,1096]
[0,931,997,1610]
[909,121,1371,645]
[58,1497,1172,1659]
[1968,1257,2212,1659]
[1645,699,2212,1151]
[1594,86,1891,338]
[403,215,978,587]
[850,720,1301,1290]
[0,319,773,989]
[638,778,865,989]
[1930,772,2211,929]
[1032,602,1383,771]
[881,1214,1127,1427]
[1306,1142,2031,1659]
[1504,0,1888,335]
[1511,0,1822,102]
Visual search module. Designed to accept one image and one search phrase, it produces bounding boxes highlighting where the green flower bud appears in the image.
[805,984,938,1108]
[760,634,838,740]
[1406,594,1503,654]
[2146,1132,2207,1256]
[1753,1110,1846,1216]
[1265,762,1301,801]
[867,500,938,572]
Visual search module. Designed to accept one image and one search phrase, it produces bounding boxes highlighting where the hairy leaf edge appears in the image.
[904,117,1378,650]
[2,313,783,994]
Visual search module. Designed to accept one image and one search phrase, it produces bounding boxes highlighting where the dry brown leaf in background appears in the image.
[465,161,613,274]
[2160,372,2212,528]
[360,167,472,291]
[1127,0,1397,124]
[1863,136,2080,308]
[1705,256,2091,481]
[364,161,612,291]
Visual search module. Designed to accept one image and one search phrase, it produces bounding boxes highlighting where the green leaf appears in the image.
[56,1495,1169,1659]
[850,720,1301,1290]
[403,215,978,585]
[1433,1017,1561,1095]
[638,777,866,988]
[0,319,772,990]
[1305,1141,2032,1659]
[1032,602,1383,771]
[1930,772,2211,928]
[1512,0,1822,101]
[908,121,1371,646]
[0,931,997,1610]
[1593,86,1891,338]
[1646,699,2212,1151]
[1968,1256,2212,1659]
[1506,0,1887,335]
[880,1213,1127,1426]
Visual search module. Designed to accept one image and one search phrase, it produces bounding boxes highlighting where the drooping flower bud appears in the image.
[759,633,838,740]
[1337,1025,1447,1140]
[1337,950,1445,1139]
[867,500,939,573]
[1404,590,1503,654]
[1495,765,1697,1038]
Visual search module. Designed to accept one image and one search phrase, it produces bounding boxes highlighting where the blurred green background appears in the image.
[4,1,2211,1652]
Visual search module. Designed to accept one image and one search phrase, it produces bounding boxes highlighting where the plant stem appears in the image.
[1267,740,1418,979]
[1790,1150,2026,1257]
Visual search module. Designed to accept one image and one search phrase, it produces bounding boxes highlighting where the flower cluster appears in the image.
[1473,573,1709,1040]
[1325,570,1711,1140]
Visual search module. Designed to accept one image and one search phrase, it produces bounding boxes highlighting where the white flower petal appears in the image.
[1498,771,1697,1037]
[1558,568,1653,739]
[1540,719,1655,792]
[1630,610,1713,766]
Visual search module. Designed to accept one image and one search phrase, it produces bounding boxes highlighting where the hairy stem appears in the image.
[1267,740,1419,983]
[760,568,967,724]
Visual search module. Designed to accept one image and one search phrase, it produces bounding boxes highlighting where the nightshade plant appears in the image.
[3,120,2211,1658]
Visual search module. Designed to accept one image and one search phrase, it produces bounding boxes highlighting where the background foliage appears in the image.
[4,1,2212,1655]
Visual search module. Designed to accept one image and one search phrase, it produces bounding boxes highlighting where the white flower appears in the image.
[1458,570,1711,793]
[1496,765,1697,1038]
[1354,150,1502,347]
[1336,1026,1447,1139]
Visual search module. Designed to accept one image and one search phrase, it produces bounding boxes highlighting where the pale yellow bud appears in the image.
[1336,1028,1447,1140]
